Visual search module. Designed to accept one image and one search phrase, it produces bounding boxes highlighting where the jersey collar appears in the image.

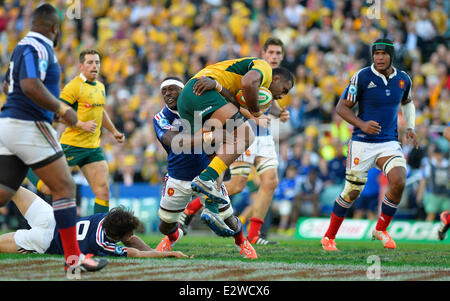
[370,64,397,85]
[79,73,97,85]
[165,105,180,117]
[27,31,54,48]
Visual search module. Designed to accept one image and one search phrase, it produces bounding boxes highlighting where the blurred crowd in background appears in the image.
[0,0,448,234]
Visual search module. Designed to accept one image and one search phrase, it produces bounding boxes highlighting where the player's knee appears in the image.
[93,182,110,200]
[261,176,278,192]
[341,171,368,202]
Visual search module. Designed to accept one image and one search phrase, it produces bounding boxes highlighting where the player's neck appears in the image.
[375,66,394,78]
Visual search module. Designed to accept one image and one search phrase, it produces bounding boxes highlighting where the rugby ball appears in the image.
[235,87,273,110]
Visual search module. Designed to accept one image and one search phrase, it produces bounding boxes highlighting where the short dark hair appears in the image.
[102,206,141,242]
[273,67,295,86]
[79,49,102,63]
[263,37,285,54]
[31,3,60,28]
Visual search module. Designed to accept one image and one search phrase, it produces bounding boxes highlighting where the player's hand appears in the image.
[76,119,97,133]
[256,114,271,127]
[250,110,263,118]
[167,251,192,258]
[361,120,381,135]
[279,108,290,123]
[405,128,419,149]
[113,131,125,143]
[193,76,216,96]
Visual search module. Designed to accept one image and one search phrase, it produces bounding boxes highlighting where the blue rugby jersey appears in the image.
[45,213,128,257]
[1,32,61,124]
[153,105,209,181]
[341,64,412,143]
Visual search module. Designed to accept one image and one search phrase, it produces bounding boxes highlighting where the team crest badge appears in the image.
[399,79,405,89]
[245,149,251,156]
[354,157,360,165]
[167,188,174,196]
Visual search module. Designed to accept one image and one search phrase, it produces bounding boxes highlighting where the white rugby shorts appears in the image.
[158,175,233,223]
[346,140,405,172]
[237,135,278,164]
[0,118,62,166]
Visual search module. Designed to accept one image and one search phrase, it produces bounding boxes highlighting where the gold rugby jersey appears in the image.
[192,57,272,95]
[59,74,106,148]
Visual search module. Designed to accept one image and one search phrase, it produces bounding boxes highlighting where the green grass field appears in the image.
[0,233,448,281]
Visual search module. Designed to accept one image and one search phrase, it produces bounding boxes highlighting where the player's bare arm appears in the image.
[241,70,262,116]
[240,107,271,128]
[20,78,78,126]
[102,110,125,143]
[121,234,153,251]
[126,247,190,258]
[336,98,381,135]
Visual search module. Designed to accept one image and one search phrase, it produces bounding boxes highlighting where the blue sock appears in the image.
[53,198,78,229]
[333,195,353,217]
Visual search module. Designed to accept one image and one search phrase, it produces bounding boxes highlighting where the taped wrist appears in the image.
[401,101,415,130]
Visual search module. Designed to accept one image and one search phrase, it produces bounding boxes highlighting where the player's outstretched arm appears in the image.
[122,235,152,251]
[126,247,190,258]
[336,98,381,135]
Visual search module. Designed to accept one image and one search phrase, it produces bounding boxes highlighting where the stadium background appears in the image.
[0,0,448,237]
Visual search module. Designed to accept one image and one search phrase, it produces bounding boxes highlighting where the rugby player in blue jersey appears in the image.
[0,187,189,260]
[321,39,419,251]
[153,77,257,259]
[0,3,106,273]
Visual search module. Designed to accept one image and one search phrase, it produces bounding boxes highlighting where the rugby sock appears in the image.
[167,224,181,242]
[199,157,228,182]
[232,216,245,245]
[247,217,264,241]
[52,198,81,262]
[185,197,203,215]
[94,197,109,214]
[324,195,352,239]
[204,197,219,214]
[26,170,43,191]
[376,195,398,231]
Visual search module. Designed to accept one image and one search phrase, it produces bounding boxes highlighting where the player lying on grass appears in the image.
[0,187,189,259]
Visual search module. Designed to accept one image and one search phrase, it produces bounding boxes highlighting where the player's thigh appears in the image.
[177,78,230,134]
[0,118,63,167]
[32,156,75,199]
[0,155,28,203]
[81,159,109,189]
[158,177,195,223]
[346,140,377,172]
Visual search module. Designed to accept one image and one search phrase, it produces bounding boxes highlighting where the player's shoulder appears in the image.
[153,106,173,129]
[64,75,85,88]
[397,68,412,83]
